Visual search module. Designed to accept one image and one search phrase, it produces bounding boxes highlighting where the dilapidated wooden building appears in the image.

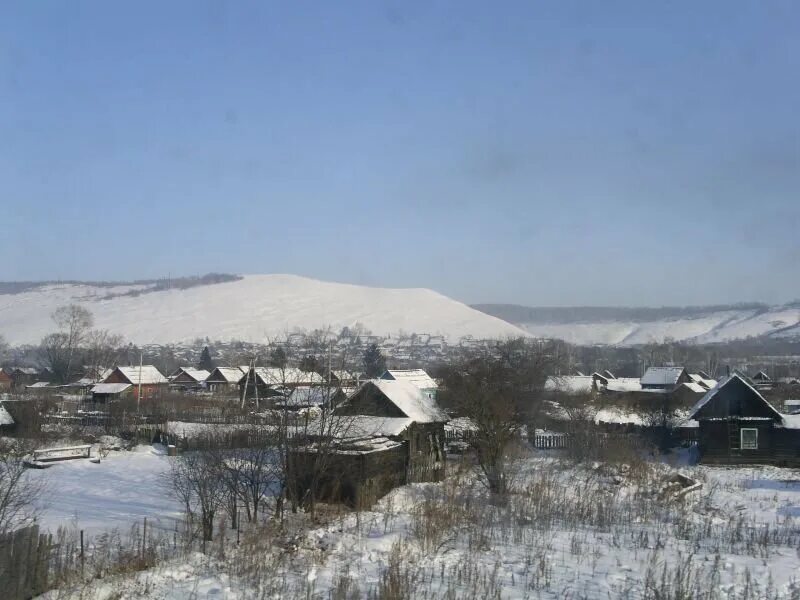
[290,379,449,508]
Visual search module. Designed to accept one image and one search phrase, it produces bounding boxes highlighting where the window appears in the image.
[740,428,758,450]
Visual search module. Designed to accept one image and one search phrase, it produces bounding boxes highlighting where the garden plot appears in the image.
[28,444,183,535]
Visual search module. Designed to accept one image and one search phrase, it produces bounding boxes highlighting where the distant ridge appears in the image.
[472,303,800,345]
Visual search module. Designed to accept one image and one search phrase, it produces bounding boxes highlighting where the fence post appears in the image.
[80,529,84,575]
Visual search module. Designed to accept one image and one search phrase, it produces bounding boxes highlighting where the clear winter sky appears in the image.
[1,2,798,307]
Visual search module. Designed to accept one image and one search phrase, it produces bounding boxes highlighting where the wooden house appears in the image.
[9,367,40,390]
[641,367,690,391]
[205,366,248,394]
[238,367,324,402]
[334,380,448,480]
[291,379,449,508]
[689,373,800,466]
[0,368,11,392]
[380,369,438,400]
[102,366,168,401]
[169,367,210,391]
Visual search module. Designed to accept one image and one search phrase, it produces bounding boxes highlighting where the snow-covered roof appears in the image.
[780,414,800,429]
[381,369,438,390]
[278,386,330,407]
[207,367,248,383]
[26,382,51,388]
[545,375,596,394]
[330,370,355,381]
[688,374,782,420]
[680,382,708,394]
[355,380,448,423]
[15,367,39,375]
[688,374,717,390]
[91,383,133,394]
[641,367,686,386]
[342,415,415,438]
[111,366,168,385]
[0,404,14,426]
[172,368,210,382]
[604,378,642,393]
[594,408,645,426]
[445,416,478,433]
[251,367,324,386]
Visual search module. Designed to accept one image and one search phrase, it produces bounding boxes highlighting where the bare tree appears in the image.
[220,444,280,524]
[0,440,46,534]
[442,338,560,503]
[167,451,226,546]
[39,304,94,383]
[83,329,124,380]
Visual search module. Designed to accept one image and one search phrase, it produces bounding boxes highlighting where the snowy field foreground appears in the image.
[35,448,800,599]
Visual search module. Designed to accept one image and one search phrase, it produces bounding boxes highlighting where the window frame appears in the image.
[740,427,758,450]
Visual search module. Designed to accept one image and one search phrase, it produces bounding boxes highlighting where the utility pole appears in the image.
[137,352,143,413]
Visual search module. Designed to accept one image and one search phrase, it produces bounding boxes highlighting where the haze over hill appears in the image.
[0,274,527,346]
[473,303,800,346]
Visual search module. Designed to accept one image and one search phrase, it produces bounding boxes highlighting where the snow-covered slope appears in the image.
[513,307,800,345]
[0,274,528,345]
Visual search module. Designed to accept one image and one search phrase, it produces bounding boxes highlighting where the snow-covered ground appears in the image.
[0,274,528,345]
[28,444,182,535]
[34,448,800,599]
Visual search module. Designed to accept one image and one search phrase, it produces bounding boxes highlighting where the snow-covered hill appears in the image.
[474,303,800,346]
[0,274,528,345]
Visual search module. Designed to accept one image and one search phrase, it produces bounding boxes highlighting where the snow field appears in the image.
[34,450,800,598]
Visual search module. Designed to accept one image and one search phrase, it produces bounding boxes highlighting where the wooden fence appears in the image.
[0,525,52,600]
[532,433,570,449]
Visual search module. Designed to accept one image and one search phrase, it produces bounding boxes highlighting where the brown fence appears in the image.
[0,525,52,600]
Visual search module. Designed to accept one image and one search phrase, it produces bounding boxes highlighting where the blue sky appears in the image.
[1,1,798,306]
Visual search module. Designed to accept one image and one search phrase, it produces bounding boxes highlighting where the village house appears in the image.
[0,368,12,392]
[205,366,249,394]
[238,367,325,402]
[9,367,41,390]
[290,379,449,508]
[169,367,211,391]
[689,373,800,467]
[640,367,690,391]
[380,369,438,399]
[102,366,168,401]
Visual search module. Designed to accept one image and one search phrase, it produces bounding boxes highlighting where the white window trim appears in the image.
[740,428,758,450]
